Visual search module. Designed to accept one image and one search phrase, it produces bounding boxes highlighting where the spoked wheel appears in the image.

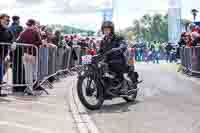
[77,76,104,110]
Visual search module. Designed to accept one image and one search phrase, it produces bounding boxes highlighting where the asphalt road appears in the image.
[0,63,199,133]
[0,78,78,133]
[82,63,200,133]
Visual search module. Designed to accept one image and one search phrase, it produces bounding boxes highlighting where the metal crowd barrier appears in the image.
[0,42,80,96]
[38,46,72,92]
[180,46,200,75]
[0,42,39,95]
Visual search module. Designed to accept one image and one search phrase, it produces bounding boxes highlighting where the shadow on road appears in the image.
[0,98,11,103]
[88,100,140,114]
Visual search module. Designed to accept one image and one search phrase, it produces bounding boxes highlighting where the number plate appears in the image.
[81,55,92,65]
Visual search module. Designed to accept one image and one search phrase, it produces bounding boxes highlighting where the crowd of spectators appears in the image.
[0,13,100,96]
[132,41,176,64]
[178,23,200,48]
[131,23,200,64]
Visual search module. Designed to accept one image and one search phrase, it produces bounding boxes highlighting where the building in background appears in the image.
[102,0,113,21]
[168,0,182,44]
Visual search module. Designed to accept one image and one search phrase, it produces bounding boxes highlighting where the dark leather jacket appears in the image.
[0,25,14,61]
[99,34,127,64]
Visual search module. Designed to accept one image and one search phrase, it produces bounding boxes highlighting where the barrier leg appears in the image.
[0,63,3,95]
[13,47,26,92]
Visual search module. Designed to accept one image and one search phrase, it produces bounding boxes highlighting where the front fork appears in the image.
[85,76,95,97]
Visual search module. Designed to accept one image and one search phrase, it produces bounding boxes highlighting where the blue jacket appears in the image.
[9,23,23,40]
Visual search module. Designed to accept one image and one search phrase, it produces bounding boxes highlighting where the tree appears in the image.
[122,13,168,43]
[132,20,142,41]
[47,24,95,35]
[141,14,167,42]
[141,14,152,28]
[191,9,199,22]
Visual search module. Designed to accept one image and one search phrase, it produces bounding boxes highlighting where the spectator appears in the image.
[144,47,149,63]
[147,47,153,63]
[139,47,144,61]
[64,36,70,45]
[154,45,160,64]
[17,19,42,93]
[152,41,160,64]
[41,29,57,48]
[191,27,200,34]
[65,36,79,67]
[0,14,14,97]
[165,42,173,63]
[59,35,66,47]
[135,48,140,61]
[159,43,165,60]
[78,39,88,58]
[150,43,155,51]
[9,16,23,40]
[10,16,24,92]
[38,29,56,87]
[17,19,42,51]
[52,30,61,47]
[178,32,187,47]
[170,47,177,63]
[177,33,187,59]
[185,33,192,47]
[191,31,200,46]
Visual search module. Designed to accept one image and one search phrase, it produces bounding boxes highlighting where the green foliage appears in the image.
[47,24,95,36]
[124,13,168,43]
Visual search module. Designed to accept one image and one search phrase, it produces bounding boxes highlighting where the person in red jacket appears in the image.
[17,19,42,93]
[185,33,192,47]
[191,27,200,34]
[17,19,42,55]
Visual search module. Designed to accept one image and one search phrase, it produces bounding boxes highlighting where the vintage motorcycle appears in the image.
[77,48,142,110]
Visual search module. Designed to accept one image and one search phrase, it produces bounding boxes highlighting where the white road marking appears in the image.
[67,77,89,133]
[67,76,101,133]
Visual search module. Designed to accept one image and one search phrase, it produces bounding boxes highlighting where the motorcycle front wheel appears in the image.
[77,75,104,110]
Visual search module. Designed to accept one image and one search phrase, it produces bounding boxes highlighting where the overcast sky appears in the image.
[0,0,199,30]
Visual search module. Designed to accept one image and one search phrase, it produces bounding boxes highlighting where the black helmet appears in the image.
[101,21,115,34]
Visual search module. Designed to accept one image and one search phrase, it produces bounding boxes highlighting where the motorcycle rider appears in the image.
[98,21,138,94]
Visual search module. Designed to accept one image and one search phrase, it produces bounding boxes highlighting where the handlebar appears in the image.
[92,48,123,63]
[102,48,122,56]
